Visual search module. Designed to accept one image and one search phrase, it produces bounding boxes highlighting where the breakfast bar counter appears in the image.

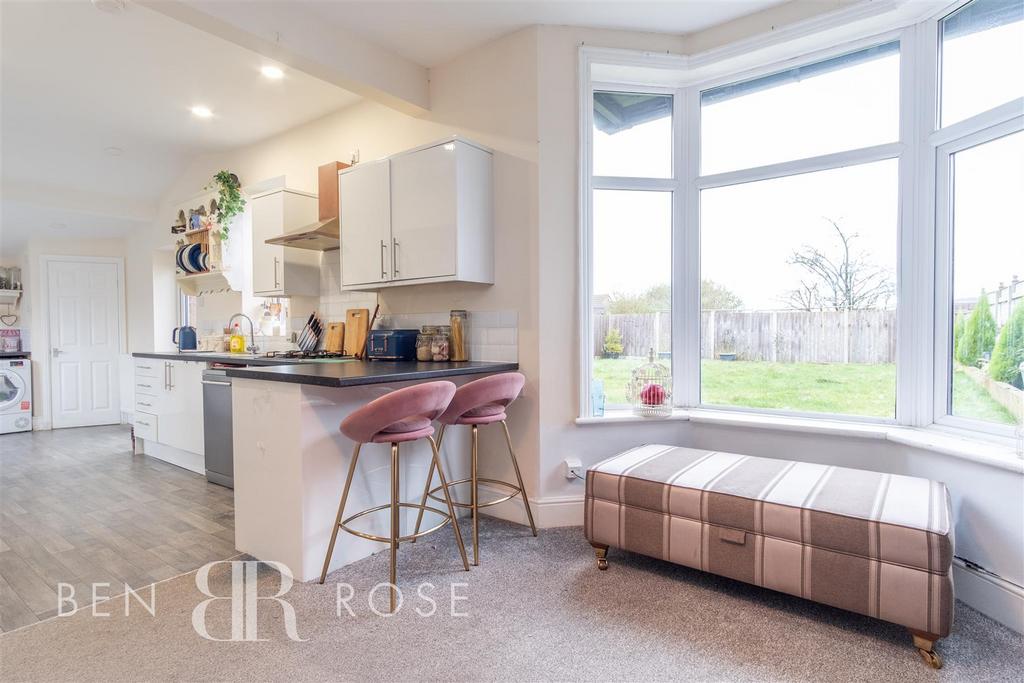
[228,359,518,582]
[223,360,519,387]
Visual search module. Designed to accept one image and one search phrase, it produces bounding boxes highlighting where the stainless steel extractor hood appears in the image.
[265,161,347,251]
[265,217,338,251]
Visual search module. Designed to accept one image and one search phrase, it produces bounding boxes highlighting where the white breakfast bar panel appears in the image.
[231,377,475,582]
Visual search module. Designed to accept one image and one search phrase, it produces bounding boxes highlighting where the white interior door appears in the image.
[47,258,122,428]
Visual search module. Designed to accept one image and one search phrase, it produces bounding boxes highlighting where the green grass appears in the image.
[952,368,1017,425]
[592,358,1018,425]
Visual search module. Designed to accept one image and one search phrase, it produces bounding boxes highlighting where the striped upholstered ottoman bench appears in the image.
[584,445,954,668]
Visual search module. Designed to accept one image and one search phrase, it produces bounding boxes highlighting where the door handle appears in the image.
[51,348,62,357]
[392,237,399,276]
[201,380,231,386]
[380,240,388,279]
[273,257,280,289]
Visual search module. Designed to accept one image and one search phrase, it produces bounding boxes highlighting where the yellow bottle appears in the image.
[229,323,246,353]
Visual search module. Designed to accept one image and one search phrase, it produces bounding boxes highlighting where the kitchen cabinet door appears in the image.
[159,360,205,456]
[252,191,286,295]
[340,159,392,287]
[389,143,457,282]
[252,190,319,296]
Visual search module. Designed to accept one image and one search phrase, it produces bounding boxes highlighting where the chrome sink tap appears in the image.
[229,313,259,354]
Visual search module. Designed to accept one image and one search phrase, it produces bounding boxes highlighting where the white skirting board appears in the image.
[952,559,1024,635]
[136,438,205,475]
[481,489,1024,635]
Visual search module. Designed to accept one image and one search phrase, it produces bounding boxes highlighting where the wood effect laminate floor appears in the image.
[0,425,236,633]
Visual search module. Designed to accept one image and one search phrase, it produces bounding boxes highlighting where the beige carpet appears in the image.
[1,520,1020,682]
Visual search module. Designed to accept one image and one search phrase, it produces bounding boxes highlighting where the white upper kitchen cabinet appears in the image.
[339,138,494,291]
[339,159,392,288]
[251,188,320,297]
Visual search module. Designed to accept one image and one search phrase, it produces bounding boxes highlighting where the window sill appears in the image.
[575,409,1023,474]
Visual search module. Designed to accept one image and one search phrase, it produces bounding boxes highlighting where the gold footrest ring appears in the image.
[426,477,524,509]
[339,502,452,543]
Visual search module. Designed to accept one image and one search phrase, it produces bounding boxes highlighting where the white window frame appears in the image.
[578,0,1023,440]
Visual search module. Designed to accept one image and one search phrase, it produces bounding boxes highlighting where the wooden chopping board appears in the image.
[343,309,370,356]
[324,322,345,353]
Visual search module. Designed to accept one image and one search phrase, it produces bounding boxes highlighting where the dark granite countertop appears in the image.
[132,351,304,367]
[223,360,519,387]
[0,351,30,359]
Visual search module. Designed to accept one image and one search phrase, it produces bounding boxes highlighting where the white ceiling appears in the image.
[300,0,787,67]
[0,0,785,256]
[0,0,360,255]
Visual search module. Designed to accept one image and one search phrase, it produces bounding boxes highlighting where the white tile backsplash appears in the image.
[382,309,518,363]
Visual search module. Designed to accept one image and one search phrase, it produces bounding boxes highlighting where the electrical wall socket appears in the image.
[563,457,583,480]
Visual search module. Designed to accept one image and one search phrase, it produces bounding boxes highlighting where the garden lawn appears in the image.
[594,358,1018,425]
[952,368,1017,425]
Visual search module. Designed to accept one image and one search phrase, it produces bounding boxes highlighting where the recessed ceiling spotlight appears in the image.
[260,65,284,80]
[92,0,127,13]
[191,105,213,119]
[50,222,68,230]
[104,146,123,156]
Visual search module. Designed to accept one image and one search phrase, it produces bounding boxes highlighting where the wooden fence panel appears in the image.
[599,309,896,363]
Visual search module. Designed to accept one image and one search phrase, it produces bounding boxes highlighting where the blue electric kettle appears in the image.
[173,326,198,351]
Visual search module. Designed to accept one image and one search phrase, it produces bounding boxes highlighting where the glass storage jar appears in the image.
[431,333,450,361]
[417,326,438,362]
[449,309,468,361]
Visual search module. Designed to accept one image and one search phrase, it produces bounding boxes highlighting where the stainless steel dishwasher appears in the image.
[202,368,234,488]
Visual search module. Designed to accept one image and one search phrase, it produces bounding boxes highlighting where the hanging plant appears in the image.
[205,171,245,240]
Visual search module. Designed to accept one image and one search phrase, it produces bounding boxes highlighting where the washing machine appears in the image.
[0,357,32,434]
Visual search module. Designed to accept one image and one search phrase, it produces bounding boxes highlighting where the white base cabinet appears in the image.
[134,358,205,472]
[340,138,493,291]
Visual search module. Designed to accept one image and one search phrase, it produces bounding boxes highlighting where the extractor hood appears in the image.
[265,161,348,251]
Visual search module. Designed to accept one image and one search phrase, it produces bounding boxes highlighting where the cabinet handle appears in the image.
[168,363,174,390]
[273,257,280,289]
[392,237,399,276]
[137,401,152,407]
[137,383,152,389]
[380,240,388,279]
[163,362,169,390]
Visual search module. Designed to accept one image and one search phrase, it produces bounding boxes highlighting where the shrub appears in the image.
[952,311,966,362]
[989,303,1024,387]
[956,291,997,366]
[603,328,624,356]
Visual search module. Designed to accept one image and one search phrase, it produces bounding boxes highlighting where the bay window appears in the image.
[582,0,1023,440]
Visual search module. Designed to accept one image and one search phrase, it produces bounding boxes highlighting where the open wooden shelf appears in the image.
[176,270,235,296]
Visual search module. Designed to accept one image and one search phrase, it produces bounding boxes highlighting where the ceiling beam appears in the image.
[140,1,431,115]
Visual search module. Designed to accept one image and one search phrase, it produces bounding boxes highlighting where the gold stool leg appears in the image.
[428,435,470,571]
[389,442,400,613]
[411,424,444,542]
[320,442,362,584]
[501,420,538,536]
[471,425,480,566]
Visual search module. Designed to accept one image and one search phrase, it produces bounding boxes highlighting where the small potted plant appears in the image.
[603,328,624,359]
[205,171,245,241]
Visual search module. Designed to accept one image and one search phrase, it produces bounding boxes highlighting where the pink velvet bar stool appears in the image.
[319,381,469,612]
[412,372,536,565]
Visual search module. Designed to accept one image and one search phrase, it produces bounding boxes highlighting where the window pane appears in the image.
[700,160,898,418]
[593,91,672,178]
[941,0,1024,126]
[591,190,672,412]
[701,43,900,175]
[949,131,1024,426]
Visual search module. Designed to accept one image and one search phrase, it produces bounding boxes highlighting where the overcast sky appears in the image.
[593,20,1023,311]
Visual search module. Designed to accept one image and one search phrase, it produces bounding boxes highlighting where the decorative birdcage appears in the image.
[627,348,672,417]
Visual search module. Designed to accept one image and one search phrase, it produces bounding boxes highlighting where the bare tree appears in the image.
[785,218,894,311]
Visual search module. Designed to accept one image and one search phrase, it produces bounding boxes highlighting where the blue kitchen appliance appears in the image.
[366,329,419,361]
[173,326,198,351]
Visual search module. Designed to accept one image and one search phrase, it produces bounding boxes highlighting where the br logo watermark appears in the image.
[192,560,305,642]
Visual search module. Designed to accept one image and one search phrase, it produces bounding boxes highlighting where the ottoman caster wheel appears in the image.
[911,631,943,669]
[917,649,942,669]
[591,544,609,570]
